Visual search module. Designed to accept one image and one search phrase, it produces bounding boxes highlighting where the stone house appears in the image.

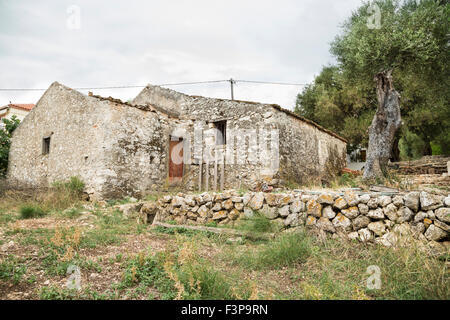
[0,103,35,121]
[7,82,347,199]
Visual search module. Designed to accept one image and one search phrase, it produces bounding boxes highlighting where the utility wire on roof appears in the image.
[0,79,305,91]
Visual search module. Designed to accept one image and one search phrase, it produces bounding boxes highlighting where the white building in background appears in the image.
[0,103,35,121]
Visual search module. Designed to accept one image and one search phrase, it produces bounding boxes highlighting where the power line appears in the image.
[235,80,306,86]
[0,79,306,92]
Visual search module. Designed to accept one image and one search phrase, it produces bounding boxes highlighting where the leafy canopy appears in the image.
[0,116,20,176]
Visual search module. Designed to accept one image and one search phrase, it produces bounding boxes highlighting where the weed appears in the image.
[19,205,46,219]
[235,231,311,270]
[0,255,27,284]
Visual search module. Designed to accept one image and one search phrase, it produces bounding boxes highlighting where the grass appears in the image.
[0,255,27,284]
[1,185,448,300]
[234,210,274,233]
[20,205,47,219]
[233,231,312,270]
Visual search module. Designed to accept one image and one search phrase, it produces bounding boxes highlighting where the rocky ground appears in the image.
[0,192,449,300]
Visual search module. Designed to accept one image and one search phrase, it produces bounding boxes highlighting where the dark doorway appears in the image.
[169,136,183,182]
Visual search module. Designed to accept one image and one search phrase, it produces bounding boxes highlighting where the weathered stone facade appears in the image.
[134,85,347,191]
[7,82,347,199]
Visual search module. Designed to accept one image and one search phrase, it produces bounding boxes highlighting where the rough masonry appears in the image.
[7,82,347,199]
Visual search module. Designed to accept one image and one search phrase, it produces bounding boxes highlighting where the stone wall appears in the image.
[134,85,348,190]
[7,82,170,199]
[144,189,450,248]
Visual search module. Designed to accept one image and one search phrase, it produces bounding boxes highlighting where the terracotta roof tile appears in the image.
[8,103,35,111]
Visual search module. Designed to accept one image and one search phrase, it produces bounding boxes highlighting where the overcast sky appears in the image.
[0,0,364,110]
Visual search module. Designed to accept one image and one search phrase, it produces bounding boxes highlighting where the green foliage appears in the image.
[0,255,27,284]
[295,65,375,150]
[119,252,176,299]
[296,0,450,156]
[236,231,312,270]
[235,210,273,233]
[19,205,46,219]
[0,116,20,177]
[399,128,426,159]
[52,176,85,197]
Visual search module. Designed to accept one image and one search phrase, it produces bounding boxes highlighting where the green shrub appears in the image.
[237,231,312,269]
[0,256,27,284]
[20,205,46,219]
[52,176,85,196]
[235,210,273,233]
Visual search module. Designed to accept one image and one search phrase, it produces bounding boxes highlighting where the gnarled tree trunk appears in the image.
[363,70,402,180]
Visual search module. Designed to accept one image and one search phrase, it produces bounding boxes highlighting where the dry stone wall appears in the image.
[143,189,450,248]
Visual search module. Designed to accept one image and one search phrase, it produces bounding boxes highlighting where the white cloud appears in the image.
[0,0,363,109]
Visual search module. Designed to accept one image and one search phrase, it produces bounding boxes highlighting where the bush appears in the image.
[52,176,85,196]
[237,231,312,269]
[20,205,46,219]
[235,211,273,233]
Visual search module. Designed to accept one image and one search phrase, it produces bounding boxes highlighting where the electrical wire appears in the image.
[0,79,305,91]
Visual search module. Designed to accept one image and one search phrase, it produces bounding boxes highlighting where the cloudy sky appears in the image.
[0,0,364,110]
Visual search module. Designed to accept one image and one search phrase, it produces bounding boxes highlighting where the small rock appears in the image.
[444,196,450,207]
[228,209,240,220]
[316,217,335,233]
[222,199,234,210]
[322,205,336,219]
[333,197,348,210]
[249,193,264,210]
[306,215,317,226]
[435,207,450,223]
[344,191,359,206]
[279,205,291,217]
[359,194,371,204]
[434,219,450,232]
[261,204,278,219]
[420,192,443,211]
[284,213,299,227]
[368,221,386,236]
[367,208,385,220]
[342,206,359,219]
[392,195,404,207]
[358,228,374,242]
[414,211,427,224]
[378,195,392,207]
[424,224,448,241]
[404,192,420,212]
[383,203,398,221]
[367,197,378,209]
[243,207,254,218]
[279,194,295,206]
[348,231,359,240]
[358,203,369,215]
[264,193,280,206]
[290,199,305,213]
[307,199,322,218]
[212,211,227,220]
[317,194,334,205]
[352,216,371,230]
[332,213,352,232]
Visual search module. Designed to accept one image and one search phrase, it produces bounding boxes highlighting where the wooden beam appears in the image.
[213,148,218,191]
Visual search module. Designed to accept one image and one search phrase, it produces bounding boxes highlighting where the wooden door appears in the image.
[169,137,183,182]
